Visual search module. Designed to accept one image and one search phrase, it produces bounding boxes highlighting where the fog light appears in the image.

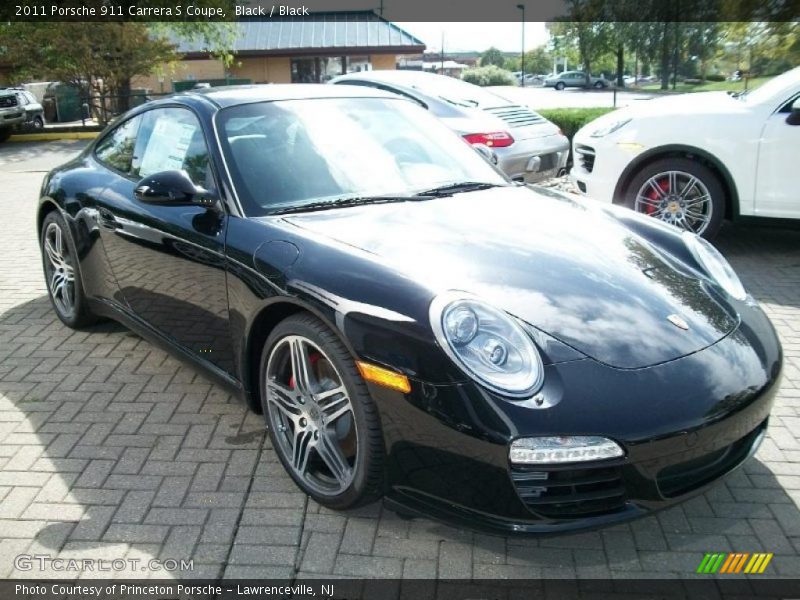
[509,436,624,464]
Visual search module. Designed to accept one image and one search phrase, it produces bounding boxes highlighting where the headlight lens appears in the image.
[430,294,543,397]
[682,231,747,301]
[589,117,631,138]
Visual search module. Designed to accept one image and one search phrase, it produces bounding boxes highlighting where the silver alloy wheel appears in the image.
[265,335,357,496]
[634,170,713,235]
[43,221,76,318]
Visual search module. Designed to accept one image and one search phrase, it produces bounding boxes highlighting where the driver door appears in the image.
[94,106,235,375]
[755,96,800,218]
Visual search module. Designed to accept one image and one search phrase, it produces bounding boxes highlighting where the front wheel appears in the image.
[260,313,384,510]
[32,115,44,130]
[622,157,725,239]
[593,80,605,89]
[555,82,566,91]
[0,128,11,142]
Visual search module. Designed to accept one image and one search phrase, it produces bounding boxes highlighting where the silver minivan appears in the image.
[330,71,569,183]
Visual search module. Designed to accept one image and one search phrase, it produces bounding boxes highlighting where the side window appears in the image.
[133,108,214,190]
[25,92,38,105]
[95,115,142,174]
[16,93,27,106]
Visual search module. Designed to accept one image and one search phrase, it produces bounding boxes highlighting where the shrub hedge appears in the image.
[461,65,517,87]
[537,107,615,141]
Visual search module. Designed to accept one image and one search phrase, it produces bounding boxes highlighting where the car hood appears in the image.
[281,186,738,369]
[626,91,746,117]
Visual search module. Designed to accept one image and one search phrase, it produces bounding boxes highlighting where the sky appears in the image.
[394,22,551,53]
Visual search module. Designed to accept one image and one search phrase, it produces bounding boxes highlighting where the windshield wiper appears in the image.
[417,181,504,197]
[268,194,435,215]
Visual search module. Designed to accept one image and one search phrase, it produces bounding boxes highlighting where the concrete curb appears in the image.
[8,131,99,142]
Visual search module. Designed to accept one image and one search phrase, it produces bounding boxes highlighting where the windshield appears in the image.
[216,97,508,216]
[739,66,800,105]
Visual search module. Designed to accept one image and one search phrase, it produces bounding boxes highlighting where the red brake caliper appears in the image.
[289,352,321,389]
[644,177,669,215]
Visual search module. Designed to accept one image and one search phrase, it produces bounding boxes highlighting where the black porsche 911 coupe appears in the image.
[37,85,781,534]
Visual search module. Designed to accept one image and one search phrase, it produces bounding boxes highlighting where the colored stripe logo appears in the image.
[696,552,773,574]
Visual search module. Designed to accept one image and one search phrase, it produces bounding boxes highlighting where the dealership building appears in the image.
[134,12,426,92]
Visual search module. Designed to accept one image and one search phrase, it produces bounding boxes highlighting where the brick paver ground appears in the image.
[1,143,799,581]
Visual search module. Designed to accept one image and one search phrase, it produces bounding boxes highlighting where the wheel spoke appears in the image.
[317,387,351,423]
[289,338,316,396]
[667,171,678,194]
[53,224,64,257]
[267,379,302,419]
[646,178,666,199]
[684,194,710,209]
[635,195,660,210]
[679,175,698,199]
[316,431,351,485]
[44,238,62,268]
[292,428,314,475]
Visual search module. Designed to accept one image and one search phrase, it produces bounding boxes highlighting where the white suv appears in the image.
[571,66,800,238]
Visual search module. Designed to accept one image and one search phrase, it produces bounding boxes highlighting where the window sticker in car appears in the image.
[138,118,197,178]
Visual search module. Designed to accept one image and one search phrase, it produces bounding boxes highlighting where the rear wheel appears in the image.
[593,80,605,89]
[622,157,725,239]
[260,313,384,509]
[40,211,98,328]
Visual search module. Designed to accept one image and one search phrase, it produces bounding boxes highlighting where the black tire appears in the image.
[259,313,384,510]
[0,128,11,142]
[40,211,99,328]
[593,80,605,89]
[555,82,566,91]
[622,157,725,239]
[32,115,44,130]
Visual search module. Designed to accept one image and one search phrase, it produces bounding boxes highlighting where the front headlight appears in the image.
[682,232,747,301]
[589,117,631,138]
[429,293,543,398]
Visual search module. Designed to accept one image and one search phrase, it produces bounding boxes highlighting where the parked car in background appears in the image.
[0,88,45,141]
[545,71,609,90]
[330,70,569,183]
[571,66,800,239]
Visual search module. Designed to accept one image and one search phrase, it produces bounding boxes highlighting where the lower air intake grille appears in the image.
[575,144,596,173]
[511,463,625,519]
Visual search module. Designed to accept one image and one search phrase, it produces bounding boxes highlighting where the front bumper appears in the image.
[570,132,640,203]
[369,305,781,534]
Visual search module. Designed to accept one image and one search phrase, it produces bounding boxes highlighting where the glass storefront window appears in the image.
[291,56,372,83]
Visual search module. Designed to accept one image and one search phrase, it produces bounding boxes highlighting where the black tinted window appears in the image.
[95,116,141,174]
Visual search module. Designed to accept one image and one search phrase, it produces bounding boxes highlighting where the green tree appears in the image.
[480,47,507,68]
[0,20,235,120]
[505,47,552,75]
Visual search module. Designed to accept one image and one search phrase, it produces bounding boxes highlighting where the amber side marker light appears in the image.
[356,361,411,394]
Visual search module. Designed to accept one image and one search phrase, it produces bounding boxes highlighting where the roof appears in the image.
[177,83,403,108]
[175,12,425,57]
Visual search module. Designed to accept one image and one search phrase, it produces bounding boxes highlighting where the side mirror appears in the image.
[134,170,219,209]
[786,98,800,126]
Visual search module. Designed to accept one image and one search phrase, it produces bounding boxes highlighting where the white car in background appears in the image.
[571,66,800,238]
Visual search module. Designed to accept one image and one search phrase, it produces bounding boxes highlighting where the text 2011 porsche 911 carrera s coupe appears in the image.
[37,85,781,534]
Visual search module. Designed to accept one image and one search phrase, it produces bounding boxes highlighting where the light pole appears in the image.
[516,4,525,87]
